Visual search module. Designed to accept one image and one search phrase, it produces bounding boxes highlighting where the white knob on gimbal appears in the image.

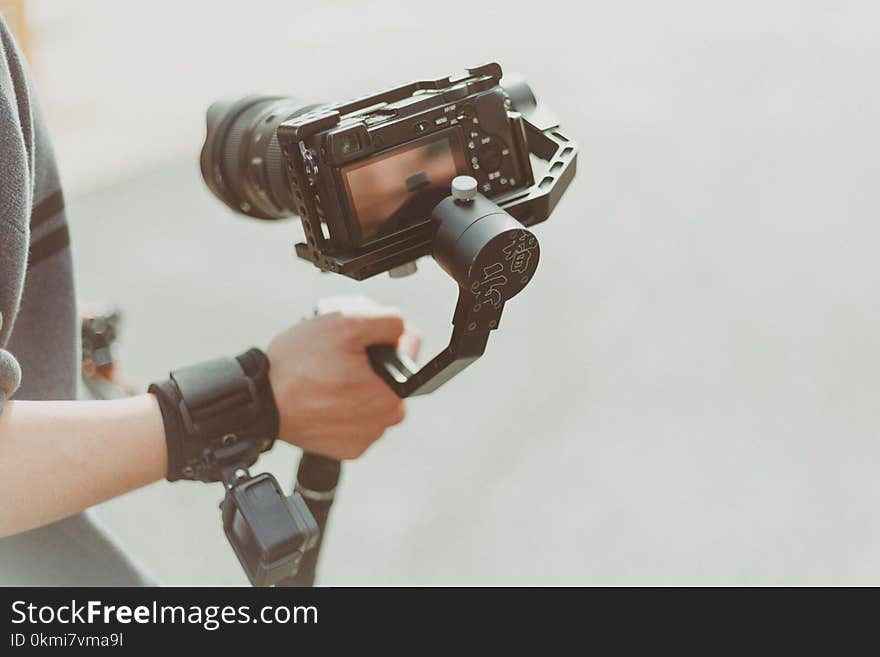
[451,175,478,202]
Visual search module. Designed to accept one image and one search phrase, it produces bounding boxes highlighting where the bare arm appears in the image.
[0,394,166,537]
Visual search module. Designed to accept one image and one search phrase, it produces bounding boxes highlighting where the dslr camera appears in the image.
[200,62,575,282]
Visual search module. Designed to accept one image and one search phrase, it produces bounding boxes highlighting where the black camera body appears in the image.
[277,62,575,280]
[279,64,527,269]
[201,62,575,281]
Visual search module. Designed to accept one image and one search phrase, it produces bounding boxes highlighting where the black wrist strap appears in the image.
[149,348,279,482]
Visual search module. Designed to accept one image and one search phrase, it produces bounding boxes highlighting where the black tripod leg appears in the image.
[278,453,341,587]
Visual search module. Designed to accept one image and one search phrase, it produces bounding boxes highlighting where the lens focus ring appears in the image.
[200,96,316,220]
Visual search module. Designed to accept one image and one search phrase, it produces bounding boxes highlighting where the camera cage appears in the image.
[277,62,577,282]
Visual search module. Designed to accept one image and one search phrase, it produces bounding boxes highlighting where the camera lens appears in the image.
[200,95,317,220]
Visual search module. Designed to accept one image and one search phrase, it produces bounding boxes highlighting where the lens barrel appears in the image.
[200,95,316,220]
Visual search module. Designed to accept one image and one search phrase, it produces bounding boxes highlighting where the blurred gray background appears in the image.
[15,0,880,584]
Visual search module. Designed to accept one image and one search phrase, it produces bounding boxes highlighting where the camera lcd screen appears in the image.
[342,130,467,241]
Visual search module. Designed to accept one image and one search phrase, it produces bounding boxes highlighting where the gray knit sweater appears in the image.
[0,16,149,585]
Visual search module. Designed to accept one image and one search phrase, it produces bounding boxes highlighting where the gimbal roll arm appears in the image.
[367,179,540,398]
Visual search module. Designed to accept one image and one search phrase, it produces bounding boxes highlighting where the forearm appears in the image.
[0,394,166,537]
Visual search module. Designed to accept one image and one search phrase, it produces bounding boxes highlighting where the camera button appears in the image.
[414,121,428,133]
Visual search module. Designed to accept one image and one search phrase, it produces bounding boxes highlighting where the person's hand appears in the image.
[266,295,420,460]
